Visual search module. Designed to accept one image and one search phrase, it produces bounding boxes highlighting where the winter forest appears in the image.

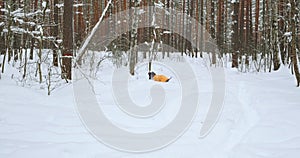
[0,0,299,91]
[1,0,300,157]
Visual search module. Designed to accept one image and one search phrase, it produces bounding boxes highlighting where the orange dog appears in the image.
[148,72,171,82]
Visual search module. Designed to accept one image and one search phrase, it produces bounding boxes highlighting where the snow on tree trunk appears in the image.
[290,0,300,86]
[52,0,59,66]
[62,0,73,80]
[0,0,5,55]
[129,0,140,76]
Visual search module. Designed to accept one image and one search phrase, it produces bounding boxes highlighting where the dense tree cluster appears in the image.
[0,0,299,86]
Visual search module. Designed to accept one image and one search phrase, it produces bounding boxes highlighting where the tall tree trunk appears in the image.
[62,0,74,80]
[0,0,5,55]
[53,0,59,66]
[199,0,204,58]
[93,0,100,25]
[181,0,186,55]
[6,0,13,63]
[254,0,260,56]
[194,0,199,58]
[262,0,266,60]
[290,0,300,86]
[232,1,239,68]
[265,0,273,72]
[278,0,286,64]
[245,0,250,57]
[223,0,229,55]
[217,0,224,54]
[77,0,85,47]
[129,0,140,75]
[0,0,5,73]
[186,0,192,56]
[271,0,280,71]
[238,0,245,55]
[29,0,39,60]
[210,0,216,64]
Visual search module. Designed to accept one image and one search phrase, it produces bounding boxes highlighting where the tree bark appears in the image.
[278,0,286,64]
[62,0,74,80]
[0,0,5,55]
[211,0,216,64]
[290,0,300,86]
[53,0,59,66]
[254,0,260,53]
[271,0,280,71]
[93,0,99,25]
[217,0,224,54]
[129,0,140,75]
[199,0,204,58]
[232,1,239,68]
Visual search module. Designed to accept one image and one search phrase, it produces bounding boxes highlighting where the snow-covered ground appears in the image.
[1,57,300,158]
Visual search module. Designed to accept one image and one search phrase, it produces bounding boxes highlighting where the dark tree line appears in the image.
[0,0,299,86]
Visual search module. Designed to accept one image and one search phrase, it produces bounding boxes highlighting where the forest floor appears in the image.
[1,56,300,158]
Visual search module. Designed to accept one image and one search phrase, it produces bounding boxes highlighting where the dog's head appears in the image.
[148,72,156,80]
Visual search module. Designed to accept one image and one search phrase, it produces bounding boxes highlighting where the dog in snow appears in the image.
[148,72,171,82]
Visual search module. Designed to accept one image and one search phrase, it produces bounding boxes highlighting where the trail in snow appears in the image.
[1,57,300,158]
